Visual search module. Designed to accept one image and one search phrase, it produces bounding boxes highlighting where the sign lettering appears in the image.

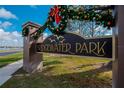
[36,33,112,58]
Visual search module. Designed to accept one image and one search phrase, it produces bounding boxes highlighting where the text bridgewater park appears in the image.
[36,41,107,57]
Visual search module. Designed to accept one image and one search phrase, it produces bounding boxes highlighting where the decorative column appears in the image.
[113,6,124,88]
[22,21,43,73]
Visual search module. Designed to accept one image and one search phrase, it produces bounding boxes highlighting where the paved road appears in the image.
[0,51,20,56]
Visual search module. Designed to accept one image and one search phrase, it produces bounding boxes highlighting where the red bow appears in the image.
[50,6,61,24]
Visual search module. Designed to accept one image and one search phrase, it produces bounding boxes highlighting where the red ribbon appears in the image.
[50,6,61,24]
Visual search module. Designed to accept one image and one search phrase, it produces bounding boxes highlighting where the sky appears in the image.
[0,5,53,47]
[0,5,112,47]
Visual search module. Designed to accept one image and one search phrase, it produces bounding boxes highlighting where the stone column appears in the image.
[113,6,124,88]
[22,21,43,73]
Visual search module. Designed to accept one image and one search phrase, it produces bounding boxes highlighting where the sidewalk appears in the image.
[0,60,23,86]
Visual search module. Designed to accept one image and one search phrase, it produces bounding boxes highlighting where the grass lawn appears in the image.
[0,52,23,68]
[0,50,8,53]
[1,53,112,88]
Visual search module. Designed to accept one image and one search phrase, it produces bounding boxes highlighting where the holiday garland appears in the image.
[47,5,68,35]
[46,5,115,35]
[22,5,115,38]
[22,27,29,37]
[68,9,115,29]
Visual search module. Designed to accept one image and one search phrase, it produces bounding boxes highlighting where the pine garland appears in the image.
[22,5,115,38]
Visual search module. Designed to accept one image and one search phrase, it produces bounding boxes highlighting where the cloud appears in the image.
[0,21,12,29]
[0,8,18,19]
[0,29,23,47]
[43,32,48,40]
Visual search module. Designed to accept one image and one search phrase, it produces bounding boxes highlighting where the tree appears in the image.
[66,5,112,38]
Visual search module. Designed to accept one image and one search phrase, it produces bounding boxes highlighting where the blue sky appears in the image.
[0,5,53,47]
[0,5,53,33]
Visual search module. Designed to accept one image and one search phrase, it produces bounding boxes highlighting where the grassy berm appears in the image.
[1,53,112,88]
[0,52,23,68]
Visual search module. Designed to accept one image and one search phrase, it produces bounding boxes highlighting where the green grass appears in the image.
[0,52,23,68]
[0,50,8,53]
[1,53,112,88]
